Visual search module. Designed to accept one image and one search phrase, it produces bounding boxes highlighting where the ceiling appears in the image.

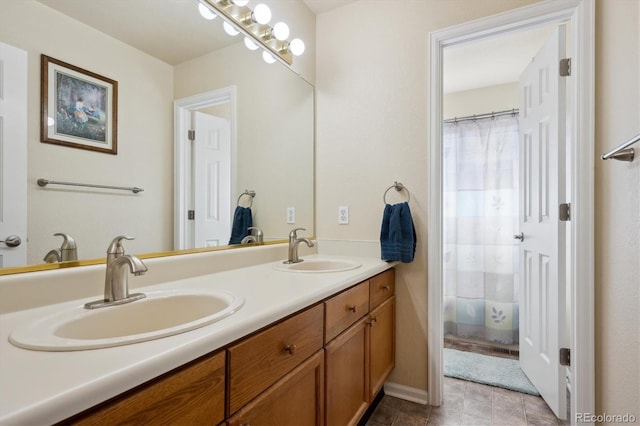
[444,25,555,93]
[36,0,355,66]
[37,0,552,91]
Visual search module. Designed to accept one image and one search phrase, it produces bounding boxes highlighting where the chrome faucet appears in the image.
[284,227,315,264]
[241,227,264,244]
[43,233,78,263]
[85,236,147,309]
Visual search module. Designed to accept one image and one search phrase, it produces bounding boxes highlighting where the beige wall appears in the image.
[317,0,640,416]
[316,0,540,394]
[444,82,519,119]
[0,0,174,263]
[594,0,640,418]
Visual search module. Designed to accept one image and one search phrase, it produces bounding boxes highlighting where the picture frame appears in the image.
[41,55,118,155]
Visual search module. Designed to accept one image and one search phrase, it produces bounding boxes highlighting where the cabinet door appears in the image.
[227,350,325,426]
[369,296,395,401]
[69,351,226,426]
[228,304,324,414]
[325,317,369,426]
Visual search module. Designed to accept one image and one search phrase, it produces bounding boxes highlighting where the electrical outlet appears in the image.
[338,206,349,224]
[287,207,296,224]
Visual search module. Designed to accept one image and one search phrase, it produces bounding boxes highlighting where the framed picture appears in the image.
[41,55,118,155]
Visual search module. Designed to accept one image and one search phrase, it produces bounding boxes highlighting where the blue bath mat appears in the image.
[444,348,539,395]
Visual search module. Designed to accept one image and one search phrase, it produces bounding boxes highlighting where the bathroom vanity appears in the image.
[0,251,395,425]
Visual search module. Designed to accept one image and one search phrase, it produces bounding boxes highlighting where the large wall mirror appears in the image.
[0,0,314,274]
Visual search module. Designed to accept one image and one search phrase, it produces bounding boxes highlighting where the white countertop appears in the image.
[0,254,393,425]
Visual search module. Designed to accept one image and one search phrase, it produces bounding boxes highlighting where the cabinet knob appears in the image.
[381,285,390,291]
[284,344,297,355]
[368,316,378,326]
[348,305,357,313]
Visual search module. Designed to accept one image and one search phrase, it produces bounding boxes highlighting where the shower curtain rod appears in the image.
[444,108,519,124]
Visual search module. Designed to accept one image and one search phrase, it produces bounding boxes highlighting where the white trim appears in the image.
[427,1,594,422]
[173,86,237,250]
[384,382,429,405]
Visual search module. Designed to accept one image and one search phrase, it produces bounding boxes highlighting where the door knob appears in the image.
[513,232,524,241]
[1,235,21,247]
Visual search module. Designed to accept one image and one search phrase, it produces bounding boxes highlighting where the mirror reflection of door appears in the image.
[192,110,231,248]
[0,42,27,267]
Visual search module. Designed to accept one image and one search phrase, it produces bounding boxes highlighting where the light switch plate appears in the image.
[287,207,295,224]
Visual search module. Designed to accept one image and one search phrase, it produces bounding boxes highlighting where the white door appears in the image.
[0,43,27,267]
[193,111,231,248]
[518,26,567,419]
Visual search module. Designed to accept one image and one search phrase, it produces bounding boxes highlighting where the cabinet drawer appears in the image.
[227,304,324,415]
[370,269,395,309]
[324,281,370,343]
[68,351,226,426]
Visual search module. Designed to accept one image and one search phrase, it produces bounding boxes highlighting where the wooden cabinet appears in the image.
[369,296,395,401]
[227,350,325,426]
[61,267,395,426]
[325,269,396,425]
[227,304,324,415]
[67,350,226,426]
[325,317,369,426]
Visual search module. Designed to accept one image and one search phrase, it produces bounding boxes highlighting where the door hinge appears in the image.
[188,129,195,141]
[559,58,571,77]
[188,210,195,220]
[559,203,571,221]
[560,348,571,366]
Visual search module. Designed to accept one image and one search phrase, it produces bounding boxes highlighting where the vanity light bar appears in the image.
[198,0,294,66]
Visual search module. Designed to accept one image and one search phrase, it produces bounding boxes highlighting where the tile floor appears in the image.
[365,377,561,426]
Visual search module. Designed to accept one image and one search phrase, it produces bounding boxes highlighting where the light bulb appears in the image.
[289,38,305,56]
[244,37,259,51]
[253,4,271,25]
[198,3,217,20]
[223,22,239,36]
[262,51,276,64]
[273,22,289,41]
[231,0,249,5]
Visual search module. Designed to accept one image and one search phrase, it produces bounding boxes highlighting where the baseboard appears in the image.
[383,382,429,405]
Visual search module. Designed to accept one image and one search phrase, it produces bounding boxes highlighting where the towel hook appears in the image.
[383,181,411,205]
[237,190,256,208]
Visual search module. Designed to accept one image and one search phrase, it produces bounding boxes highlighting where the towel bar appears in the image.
[601,133,639,162]
[37,178,143,194]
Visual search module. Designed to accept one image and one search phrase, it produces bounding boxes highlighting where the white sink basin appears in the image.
[274,258,361,273]
[9,289,244,351]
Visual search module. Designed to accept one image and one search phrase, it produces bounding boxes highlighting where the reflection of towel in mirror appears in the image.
[380,202,416,263]
[229,206,253,245]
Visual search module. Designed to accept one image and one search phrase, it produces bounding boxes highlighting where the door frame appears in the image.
[427,0,594,421]
[174,86,237,250]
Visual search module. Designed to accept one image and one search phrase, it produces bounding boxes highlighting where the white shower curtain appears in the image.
[443,114,520,345]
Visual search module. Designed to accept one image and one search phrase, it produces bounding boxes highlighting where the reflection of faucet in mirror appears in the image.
[84,236,148,309]
[241,227,264,244]
[284,228,315,264]
[42,233,78,263]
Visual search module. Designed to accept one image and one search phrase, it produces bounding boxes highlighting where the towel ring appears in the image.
[237,190,256,208]
[383,181,411,205]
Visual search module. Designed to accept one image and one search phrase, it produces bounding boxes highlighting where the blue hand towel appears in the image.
[228,206,253,245]
[380,202,416,263]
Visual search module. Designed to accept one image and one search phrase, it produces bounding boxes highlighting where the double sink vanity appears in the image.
[0,246,396,425]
